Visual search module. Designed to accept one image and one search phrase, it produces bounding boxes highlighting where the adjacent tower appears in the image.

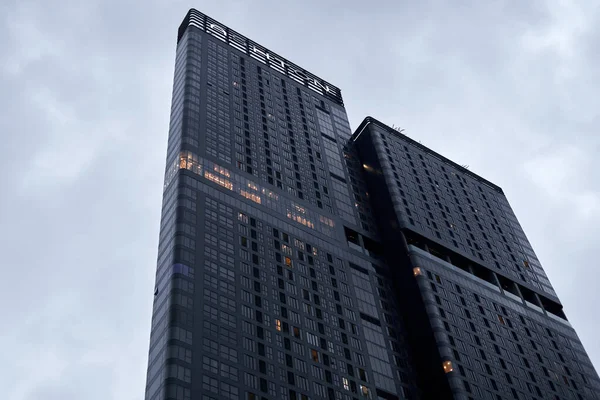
[352,117,600,399]
[145,9,599,400]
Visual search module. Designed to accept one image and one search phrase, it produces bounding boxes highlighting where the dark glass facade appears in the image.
[145,9,599,400]
[352,118,600,399]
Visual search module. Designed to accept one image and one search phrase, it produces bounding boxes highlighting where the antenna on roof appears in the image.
[391,124,405,134]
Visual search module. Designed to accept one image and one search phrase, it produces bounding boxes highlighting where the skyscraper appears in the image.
[352,117,600,399]
[145,9,599,400]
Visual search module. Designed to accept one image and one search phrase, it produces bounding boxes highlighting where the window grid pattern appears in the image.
[414,251,600,399]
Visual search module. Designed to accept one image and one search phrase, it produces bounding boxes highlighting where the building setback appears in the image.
[145,9,600,400]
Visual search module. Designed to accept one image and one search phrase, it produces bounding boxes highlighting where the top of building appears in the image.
[178,9,344,105]
[353,116,504,194]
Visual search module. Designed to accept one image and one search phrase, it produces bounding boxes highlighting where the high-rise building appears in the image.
[352,117,600,399]
[145,9,419,400]
[145,9,599,400]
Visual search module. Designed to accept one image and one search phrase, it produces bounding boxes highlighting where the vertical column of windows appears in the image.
[297,88,327,210]
[205,40,232,163]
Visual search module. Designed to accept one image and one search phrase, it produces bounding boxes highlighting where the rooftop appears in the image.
[352,116,504,194]
[177,9,344,105]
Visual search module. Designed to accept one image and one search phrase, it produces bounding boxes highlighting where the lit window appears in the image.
[285,257,293,267]
[343,377,350,390]
[359,385,370,397]
[294,204,306,213]
[212,165,231,177]
[262,188,278,199]
[287,211,315,229]
[275,319,282,331]
[311,349,320,363]
[240,190,261,204]
[178,151,202,174]
[319,215,334,227]
[498,315,505,325]
[281,244,292,256]
[413,267,422,277]
[523,260,530,268]
[204,172,233,190]
[443,360,453,373]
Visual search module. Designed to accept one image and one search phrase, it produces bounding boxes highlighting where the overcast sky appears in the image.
[1,0,599,399]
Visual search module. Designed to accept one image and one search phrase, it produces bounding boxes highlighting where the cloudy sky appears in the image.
[1,0,598,398]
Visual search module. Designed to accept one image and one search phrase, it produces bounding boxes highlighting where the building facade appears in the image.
[145,9,599,400]
[352,118,600,399]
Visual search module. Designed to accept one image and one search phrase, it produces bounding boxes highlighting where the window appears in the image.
[202,356,219,374]
[238,212,249,223]
[443,360,454,373]
[220,363,238,381]
[306,332,318,346]
[311,349,320,362]
[413,267,422,276]
[276,319,282,331]
[342,377,350,390]
[359,385,370,397]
